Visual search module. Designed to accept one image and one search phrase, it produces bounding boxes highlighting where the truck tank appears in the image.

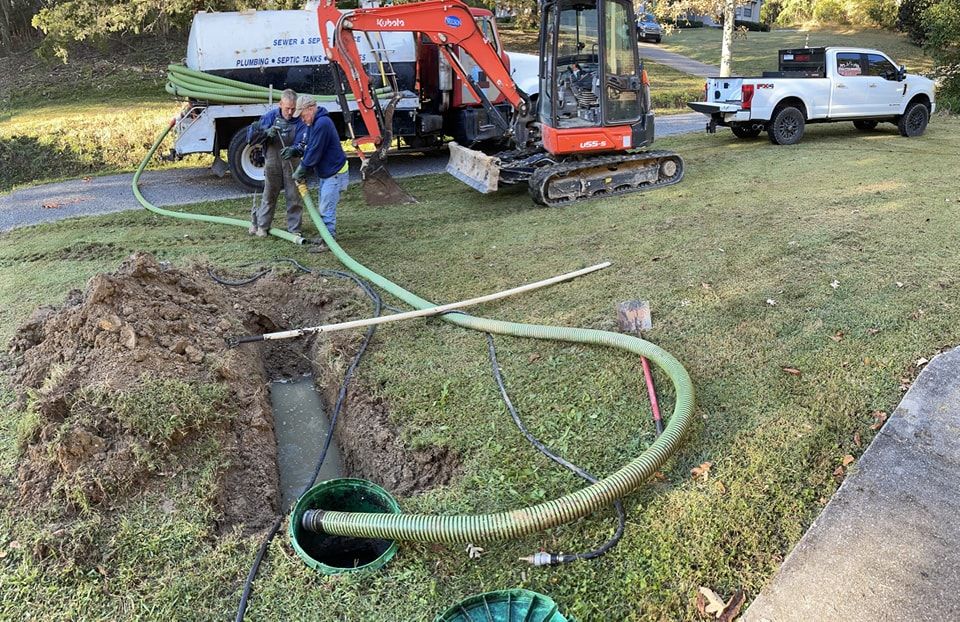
[185,10,418,95]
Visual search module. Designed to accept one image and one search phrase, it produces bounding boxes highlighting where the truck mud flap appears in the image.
[446,141,500,194]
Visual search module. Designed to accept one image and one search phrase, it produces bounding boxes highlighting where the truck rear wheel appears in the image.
[768,106,805,145]
[227,129,266,191]
[897,102,929,138]
[731,124,762,139]
[853,120,878,131]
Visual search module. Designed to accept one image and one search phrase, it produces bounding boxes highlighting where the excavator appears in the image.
[315,0,684,206]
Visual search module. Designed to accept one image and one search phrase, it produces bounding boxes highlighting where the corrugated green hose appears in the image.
[133,123,695,543]
[165,64,391,105]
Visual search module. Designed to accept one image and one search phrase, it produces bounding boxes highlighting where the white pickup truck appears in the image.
[688,47,936,145]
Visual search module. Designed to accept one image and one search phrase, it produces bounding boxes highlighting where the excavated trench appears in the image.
[5,253,459,557]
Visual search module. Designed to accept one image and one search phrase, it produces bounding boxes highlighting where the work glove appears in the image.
[292,165,307,181]
[266,124,280,139]
[281,146,303,160]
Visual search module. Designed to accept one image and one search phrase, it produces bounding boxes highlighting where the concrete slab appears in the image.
[744,347,960,622]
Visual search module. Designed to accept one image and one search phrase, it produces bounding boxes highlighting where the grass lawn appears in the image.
[645,62,706,114]
[662,26,934,77]
[1,117,959,619]
[0,38,199,193]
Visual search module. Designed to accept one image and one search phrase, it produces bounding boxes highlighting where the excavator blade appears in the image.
[446,141,500,194]
[361,152,417,207]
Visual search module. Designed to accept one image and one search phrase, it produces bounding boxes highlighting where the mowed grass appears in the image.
[645,62,707,113]
[662,26,934,76]
[0,38,196,192]
[1,118,960,620]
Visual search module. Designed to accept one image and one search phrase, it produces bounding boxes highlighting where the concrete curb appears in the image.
[744,347,960,621]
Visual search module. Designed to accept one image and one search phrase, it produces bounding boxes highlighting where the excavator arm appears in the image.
[316,0,530,154]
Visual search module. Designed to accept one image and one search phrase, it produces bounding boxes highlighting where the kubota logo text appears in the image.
[579,140,607,149]
[376,18,405,27]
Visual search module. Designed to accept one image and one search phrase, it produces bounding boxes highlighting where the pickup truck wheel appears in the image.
[227,129,266,191]
[898,102,929,138]
[853,120,878,131]
[768,106,805,145]
[731,125,762,139]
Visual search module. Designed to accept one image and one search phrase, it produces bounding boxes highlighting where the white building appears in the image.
[692,0,764,26]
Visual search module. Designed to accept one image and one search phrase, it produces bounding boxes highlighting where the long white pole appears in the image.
[227,261,612,347]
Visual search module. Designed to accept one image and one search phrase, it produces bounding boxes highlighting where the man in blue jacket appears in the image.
[248,89,305,237]
[283,95,349,251]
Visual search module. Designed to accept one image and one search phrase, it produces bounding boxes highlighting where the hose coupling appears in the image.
[519,551,561,567]
[301,509,327,534]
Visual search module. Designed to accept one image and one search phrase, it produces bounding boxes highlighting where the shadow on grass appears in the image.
[0,134,101,192]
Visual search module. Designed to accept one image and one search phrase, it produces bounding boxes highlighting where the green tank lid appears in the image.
[435,589,569,622]
[289,478,400,575]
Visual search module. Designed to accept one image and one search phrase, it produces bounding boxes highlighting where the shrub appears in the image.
[924,0,960,111]
[898,0,935,43]
[813,0,851,23]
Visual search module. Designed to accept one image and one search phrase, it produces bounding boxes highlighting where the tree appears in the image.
[923,0,960,110]
[655,0,743,77]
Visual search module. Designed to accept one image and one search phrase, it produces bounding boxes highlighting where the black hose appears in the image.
[224,259,386,622]
[484,333,626,565]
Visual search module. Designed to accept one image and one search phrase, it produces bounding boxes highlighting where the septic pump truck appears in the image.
[315,0,684,206]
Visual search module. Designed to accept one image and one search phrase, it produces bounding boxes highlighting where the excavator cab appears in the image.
[538,0,654,155]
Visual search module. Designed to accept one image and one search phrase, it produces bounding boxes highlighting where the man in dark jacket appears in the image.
[284,95,349,250]
[248,89,305,237]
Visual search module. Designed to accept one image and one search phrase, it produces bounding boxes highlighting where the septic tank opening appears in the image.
[289,478,400,574]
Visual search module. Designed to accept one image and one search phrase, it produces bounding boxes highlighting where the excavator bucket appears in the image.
[446,141,501,194]
[361,151,417,207]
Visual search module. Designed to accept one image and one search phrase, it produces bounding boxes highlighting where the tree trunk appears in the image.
[0,0,12,54]
[720,0,735,77]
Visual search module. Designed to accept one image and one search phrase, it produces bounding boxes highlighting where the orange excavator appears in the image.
[316,0,683,206]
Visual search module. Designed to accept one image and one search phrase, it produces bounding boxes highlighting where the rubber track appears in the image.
[528,150,685,207]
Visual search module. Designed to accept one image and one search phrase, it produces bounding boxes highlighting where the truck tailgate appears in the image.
[688,101,741,115]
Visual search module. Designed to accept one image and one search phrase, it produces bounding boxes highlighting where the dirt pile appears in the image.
[8,252,280,531]
[6,251,460,543]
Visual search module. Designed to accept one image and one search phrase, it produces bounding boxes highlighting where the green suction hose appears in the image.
[133,123,695,544]
[166,64,392,105]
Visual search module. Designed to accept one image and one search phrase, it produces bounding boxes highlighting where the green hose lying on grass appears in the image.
[166,64,392,105]
[133,123,695,543]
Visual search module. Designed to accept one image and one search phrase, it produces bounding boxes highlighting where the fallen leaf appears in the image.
[696,591,708,617]
[829,331,844,342]
[82,176,92,183]
[527,352,541,363]
[833,466,845,478]
[715,481,727,494]
[842,454,855,466]
[698,587,726,618]
[691,461,712,480]
[896,281,904,288]
[782,367,802,376]
[701,282,712,290]
[652,471,667,482]
[867,327,881,335]
[718,590,746,622]
[870,410,888,430]
[830,279,840,289]
[680,299,692,307]
[915,357,929,368]
[854,432,862,447]
[464,543,484,559]
[766,298,777,306]
[41,201,64,209]
[7,540,20,550]
[911,308,925,320]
